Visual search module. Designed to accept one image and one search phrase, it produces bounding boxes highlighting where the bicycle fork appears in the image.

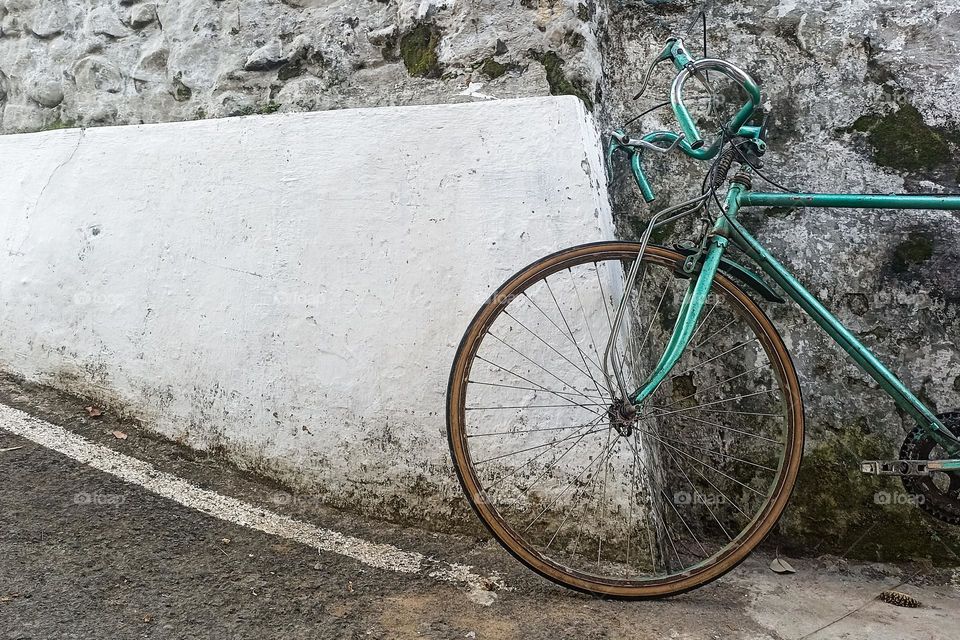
[601,187,738,410]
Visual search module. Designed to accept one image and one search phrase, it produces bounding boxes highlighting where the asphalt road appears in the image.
[1,377,958,640]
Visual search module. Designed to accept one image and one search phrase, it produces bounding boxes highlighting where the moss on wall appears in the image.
[400,24,442,79]
[39,118,75,132]
[277,60,305,82]
[529,50,593,110]
[890,231,935,274]
[779,427,960,563]
[851,104,952,172]
[479,57,508,80]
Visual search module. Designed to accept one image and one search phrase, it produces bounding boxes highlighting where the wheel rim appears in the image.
[448,244,803,597]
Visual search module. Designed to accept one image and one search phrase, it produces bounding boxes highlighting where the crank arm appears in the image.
[860,459,960,476]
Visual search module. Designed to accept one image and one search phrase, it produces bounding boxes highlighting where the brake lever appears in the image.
[615,132,687,154]
[758,109,771,141]
[631,58,666,101]
[632,41,676,100]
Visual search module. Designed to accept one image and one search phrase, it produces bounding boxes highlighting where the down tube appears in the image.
[725,217,945,431]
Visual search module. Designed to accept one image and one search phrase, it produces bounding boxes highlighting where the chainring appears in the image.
[900,411,960,526]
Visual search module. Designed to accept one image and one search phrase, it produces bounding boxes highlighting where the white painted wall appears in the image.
[0,96,613,522]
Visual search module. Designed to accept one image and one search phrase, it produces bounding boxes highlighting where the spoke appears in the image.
[474,425,607,466]
[524,431,620,532]
[687,298,719,346]
[662,445,732,541]
[507,418,607,507]
[467,403,608,410]
[671,338,759,380]
[569,437,626,558]
[545,503,576,551]
[625,438,638,569]
[544,278,607,400]
[520,291,604,375]
[645,409,784,445]
[596,425,614,566]
[468,379,606,401]
[661,487,708,557]
[621,270,651,394]
[639,429,768,497]
[501,310,598,387]
[592,260,629,393]
[692,318,738,350]
[475,352,600,410]
[594,261,615,330]
[659,365,770,411]
[569,267,609,384]
[624,438,681,570]
[615,260,648,389]
[484,416,606,491]
[678,446,752,519]
[635,424,777,472]
[698,408,786,418]
[637,275,672,357]
[639,388,781,421]
[546,436,621,551]
[468,423,605,438]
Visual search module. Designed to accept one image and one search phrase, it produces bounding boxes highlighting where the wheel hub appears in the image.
[608,398,638,437]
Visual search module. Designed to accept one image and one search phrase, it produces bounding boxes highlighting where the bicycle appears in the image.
[445,32,960,598]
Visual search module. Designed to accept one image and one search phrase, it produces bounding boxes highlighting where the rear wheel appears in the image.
[447,242,804,598]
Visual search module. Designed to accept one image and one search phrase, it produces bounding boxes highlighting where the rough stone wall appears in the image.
[599,0,960,561]
[2,0,959,560]
[0,0,601,131]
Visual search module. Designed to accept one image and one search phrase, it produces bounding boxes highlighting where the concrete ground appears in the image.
[0,378,957,640]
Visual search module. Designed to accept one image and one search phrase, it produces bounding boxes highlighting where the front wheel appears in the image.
[447,242,804,598]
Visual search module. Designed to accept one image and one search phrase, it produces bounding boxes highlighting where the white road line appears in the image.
[0,403,508,601]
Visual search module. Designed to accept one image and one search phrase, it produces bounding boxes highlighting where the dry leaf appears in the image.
[143,614,154,623]
[770,557,796,574]
[85,406,103,418]
[112,430,128,440]
[222,538,231,545]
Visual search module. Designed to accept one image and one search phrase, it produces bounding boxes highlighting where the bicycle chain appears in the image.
[899,412,960,526]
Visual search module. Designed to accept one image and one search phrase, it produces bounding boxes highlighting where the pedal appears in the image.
[860,460,930,477]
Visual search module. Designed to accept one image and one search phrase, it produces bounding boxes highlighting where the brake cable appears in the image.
[725,135,800,194]
[623,101,672,128]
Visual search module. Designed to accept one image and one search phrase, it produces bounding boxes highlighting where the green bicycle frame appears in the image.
[629,181,960,455]
[614,36,960,455]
